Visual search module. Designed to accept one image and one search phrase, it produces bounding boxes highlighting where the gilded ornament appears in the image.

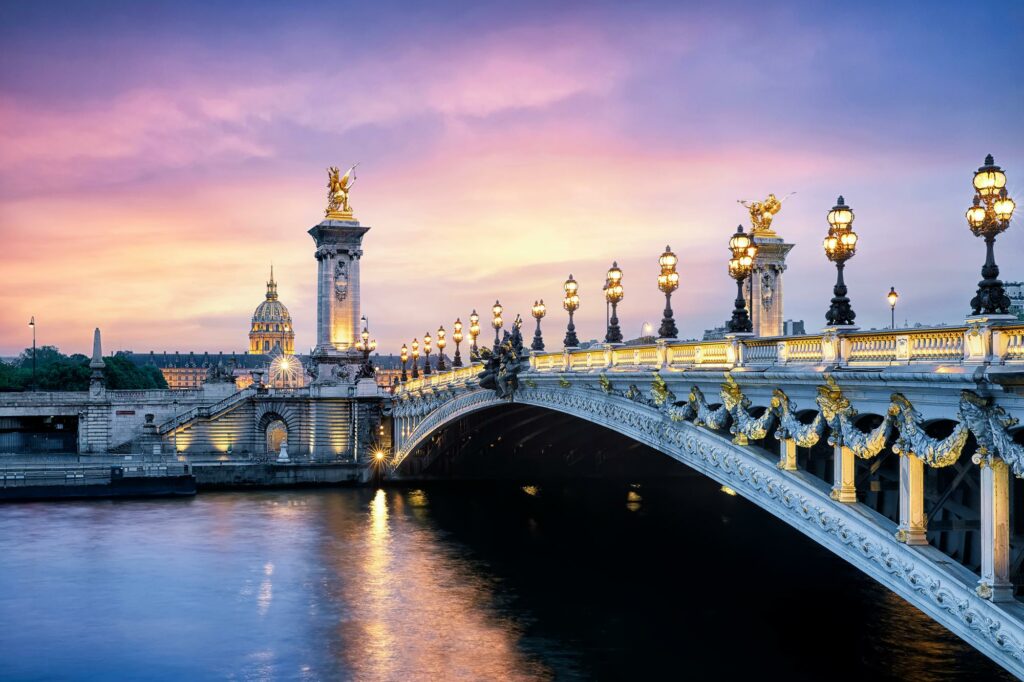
[326,164,358,220]
[650,372,671,406]
[599,373,612,394]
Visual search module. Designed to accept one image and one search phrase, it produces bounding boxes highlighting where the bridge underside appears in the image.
[390,385,1024,676]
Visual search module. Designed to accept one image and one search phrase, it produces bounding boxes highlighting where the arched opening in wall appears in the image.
[924,420,981,572]
[265,419,288,456]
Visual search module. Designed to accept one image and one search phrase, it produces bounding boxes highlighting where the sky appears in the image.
[1,0,1022,356]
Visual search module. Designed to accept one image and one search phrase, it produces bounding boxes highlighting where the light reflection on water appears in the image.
[0,483,1012,681]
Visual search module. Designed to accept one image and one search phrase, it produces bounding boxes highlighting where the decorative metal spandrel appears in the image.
[887,393,969,468]
[773,389,826,448]
[689,385,730,430]
[959,391,1024,476]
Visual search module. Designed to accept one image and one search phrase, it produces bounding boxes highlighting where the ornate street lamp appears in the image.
[727,225,757,333]
[657,245,680,339]
[452,318,464,367]
[355,324,377,370]
[823,196,859,326]
[966,155,1016,315]
[563,274,580,348]
[887,287,899,329]
[423,331,433,375]
[469,310,481,359]
[492,300,503,348]
[400,343,409,382]
[604,262,624,344]
[411,338,420,379]
[436,325,447,371]
[531,300,546,351]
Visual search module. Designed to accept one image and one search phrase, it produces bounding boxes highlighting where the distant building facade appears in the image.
[1007,281,1024,320]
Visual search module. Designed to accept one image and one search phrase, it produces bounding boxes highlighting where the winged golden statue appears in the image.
[326,163,359,219]
[738,192,794,235]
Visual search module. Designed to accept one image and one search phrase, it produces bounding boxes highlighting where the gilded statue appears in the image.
[738,192,793,235]
[326,163,359,219]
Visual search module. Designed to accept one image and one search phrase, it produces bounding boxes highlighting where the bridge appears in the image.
[3,158,1022,674]
[388,322,1024,676]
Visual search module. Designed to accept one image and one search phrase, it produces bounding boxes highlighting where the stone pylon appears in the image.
[309,217,370,382]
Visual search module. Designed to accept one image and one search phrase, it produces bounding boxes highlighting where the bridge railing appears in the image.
[392,322,1024,396]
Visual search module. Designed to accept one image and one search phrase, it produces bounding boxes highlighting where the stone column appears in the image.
[896,453,928,545]
[830,444,856,503]
[978,457,1014,601]
[778,438,797,471]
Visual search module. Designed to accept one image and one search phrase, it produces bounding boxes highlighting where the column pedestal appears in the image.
[830,444,857,503]
[897,453,928,545]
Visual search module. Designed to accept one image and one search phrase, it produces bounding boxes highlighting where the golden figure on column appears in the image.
[326,164,359,220]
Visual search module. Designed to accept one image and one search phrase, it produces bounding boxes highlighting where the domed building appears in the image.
[249,267,295,354]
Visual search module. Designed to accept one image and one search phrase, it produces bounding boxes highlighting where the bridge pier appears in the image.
[979,458,1014,602]
[831,444,857,503]
[896,453,928,545]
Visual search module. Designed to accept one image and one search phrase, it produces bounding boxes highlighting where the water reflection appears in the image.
[0,481,1012,681]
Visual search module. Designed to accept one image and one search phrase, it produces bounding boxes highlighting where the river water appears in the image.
[0,478,1011,681]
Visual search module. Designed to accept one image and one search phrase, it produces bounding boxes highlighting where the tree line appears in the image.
[0,346,168,391]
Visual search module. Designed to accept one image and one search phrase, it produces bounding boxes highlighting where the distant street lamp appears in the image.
[727,225,757,333]
[28,316,36,390]
[657,245,680,339]
[436,325,447,371]
[492,300,503,348]
[423,331,433,375]
[452,318,464,367]
[604,262,624,344]
[887,287,899,329]
[411,338,420,379]
[823,196,859,326]
[531,300,546,351]
[563,274,580,348]
[400,344,409,382]
[966,155,1016,315]
[469,310,481,359]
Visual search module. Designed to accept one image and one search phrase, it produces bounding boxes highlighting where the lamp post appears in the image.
[469,310,481,359]
[400,344,409,382]
[355,324,377,372]
[887,287,899,329]
[492,300,503,349]
[604,262,624,344]
[657,245,680,339]
[28,316,36,390]
[452,319,464,367]
[411,338,420,379]
[966,155,1016,316]
[436,325,447,371]
[727,225,757,333]
[823,196,859,326]
[563,274,580,348]
[423,331,433,375]
[531,300,546,351]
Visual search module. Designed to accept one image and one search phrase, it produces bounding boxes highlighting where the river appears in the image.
[0,477,1011,680]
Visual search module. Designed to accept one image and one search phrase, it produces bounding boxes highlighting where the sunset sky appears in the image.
[1,1,1022,357]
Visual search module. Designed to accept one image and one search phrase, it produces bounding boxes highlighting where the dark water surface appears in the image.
[0,478,1012,681]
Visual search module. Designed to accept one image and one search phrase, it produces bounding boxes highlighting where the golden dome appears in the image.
[249,266,295,354]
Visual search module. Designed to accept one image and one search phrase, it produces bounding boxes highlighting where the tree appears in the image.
[0,348,168,391]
